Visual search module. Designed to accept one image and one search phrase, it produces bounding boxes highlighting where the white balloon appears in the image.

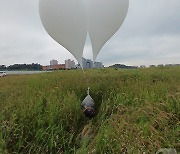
[39,0,129,66]
[39,0,87,66]
[87,0,129,61]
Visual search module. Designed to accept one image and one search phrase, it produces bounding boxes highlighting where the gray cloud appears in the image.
[0,0,180,66]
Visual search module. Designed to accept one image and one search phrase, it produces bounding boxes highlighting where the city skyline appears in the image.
[1,58,179,68]
[42,58,104,70]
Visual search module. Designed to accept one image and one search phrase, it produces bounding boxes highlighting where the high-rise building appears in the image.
[71,60,76,69]
[50,59,58,66]
[94,62,103,68]
[65,59,76,69]
[82,58,93,69]
[65,59,71,69]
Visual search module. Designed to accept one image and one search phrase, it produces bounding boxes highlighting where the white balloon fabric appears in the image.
[87,0,129,61]
[39,0,129,66]
[39,0,87,66]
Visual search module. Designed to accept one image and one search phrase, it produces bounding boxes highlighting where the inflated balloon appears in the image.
[39,0,129,66]
[39,0,87,66]
[87,0,129,61]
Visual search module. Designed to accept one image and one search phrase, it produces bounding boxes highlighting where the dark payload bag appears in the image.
[82,94,94,108]
[82,87,95,118]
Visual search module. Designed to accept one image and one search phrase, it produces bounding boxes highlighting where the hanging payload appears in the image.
[82,87,95,118]
[39,0,129,67]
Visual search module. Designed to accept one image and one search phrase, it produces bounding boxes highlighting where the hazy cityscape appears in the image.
[41,57,104,71]
[0,58,179,72]
[0,57,104,71]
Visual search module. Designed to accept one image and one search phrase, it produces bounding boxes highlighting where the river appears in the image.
[5,71,51,75]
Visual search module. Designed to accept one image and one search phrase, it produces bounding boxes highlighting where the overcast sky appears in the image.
[0,0,180,67]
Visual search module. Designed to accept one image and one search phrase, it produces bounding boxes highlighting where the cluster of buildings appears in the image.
[42,58,104,71]
[42,59,65,70]
[82,58,104,69]
[65,59,76,69]
[140,64,180,68]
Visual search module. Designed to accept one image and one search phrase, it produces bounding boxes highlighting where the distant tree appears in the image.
[7,63,42,70]
[0,65,6,70]
[109,64,138,69]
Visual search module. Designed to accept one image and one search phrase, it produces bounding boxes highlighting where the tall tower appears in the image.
[50,59,58,66]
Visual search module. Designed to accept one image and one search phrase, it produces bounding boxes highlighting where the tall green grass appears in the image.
[0,67,179,153]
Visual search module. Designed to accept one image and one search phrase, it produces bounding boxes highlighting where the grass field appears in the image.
[0,67,179,153]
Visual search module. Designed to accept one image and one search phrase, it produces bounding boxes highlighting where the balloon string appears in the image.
[83,69,90,95]
[87,87,90,95]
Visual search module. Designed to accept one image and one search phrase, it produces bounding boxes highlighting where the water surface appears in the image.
[5,71,50,75]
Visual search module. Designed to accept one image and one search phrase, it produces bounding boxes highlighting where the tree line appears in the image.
[0,63,42,71]
[109,64,138,69]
